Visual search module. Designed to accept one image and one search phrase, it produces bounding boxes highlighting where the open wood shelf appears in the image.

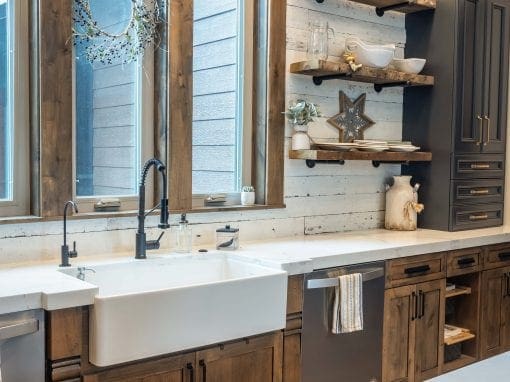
[446,286,472,299]
[442,354,477,373]
[289,149,432,168]
[444,331,476,346]
[343,0,436,15]
[290,60,434,91]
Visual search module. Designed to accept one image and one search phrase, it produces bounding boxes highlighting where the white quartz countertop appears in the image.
[3,226,510,315]
[426,352,510,381]
[233,226,510,275]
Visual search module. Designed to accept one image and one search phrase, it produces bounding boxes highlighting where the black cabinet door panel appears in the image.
[482,0,510,153]
[455,0,485,153]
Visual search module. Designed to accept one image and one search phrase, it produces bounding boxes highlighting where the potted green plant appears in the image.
[284,100,321,150]
[241,186,255,206]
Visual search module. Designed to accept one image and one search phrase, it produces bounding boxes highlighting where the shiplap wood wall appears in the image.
[0,0,407,264]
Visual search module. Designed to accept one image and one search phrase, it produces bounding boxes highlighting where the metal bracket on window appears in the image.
[306,159,345,168]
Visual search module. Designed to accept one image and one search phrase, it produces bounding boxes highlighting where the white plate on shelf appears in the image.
[388,145,420,152]
[314,142,359,151]
[357,145,389,152]
[354,139,387,146]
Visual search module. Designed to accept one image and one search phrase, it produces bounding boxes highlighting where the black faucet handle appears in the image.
[146,231,165,251]
[69,241,78,258]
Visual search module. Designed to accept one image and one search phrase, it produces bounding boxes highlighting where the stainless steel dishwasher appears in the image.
[302,261,385,382]
[0,309,45,382]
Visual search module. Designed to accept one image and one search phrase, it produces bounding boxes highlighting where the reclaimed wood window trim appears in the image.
[167,0,286,212]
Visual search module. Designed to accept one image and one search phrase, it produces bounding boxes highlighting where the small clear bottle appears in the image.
[176,213,192,253]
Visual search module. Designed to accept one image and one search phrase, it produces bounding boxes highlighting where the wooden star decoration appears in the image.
[327,91,375,142]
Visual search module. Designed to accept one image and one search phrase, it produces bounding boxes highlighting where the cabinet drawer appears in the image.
[451,179,504,204]
[483,243,510,270]
[447,248,482,276]
[453,154,505,179]
[450,203,503,231]
[385,252,446,288]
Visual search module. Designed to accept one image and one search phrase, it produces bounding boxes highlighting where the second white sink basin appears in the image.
[62,254,287,366]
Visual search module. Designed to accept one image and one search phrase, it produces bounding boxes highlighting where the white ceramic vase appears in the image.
[385,176,424,231]
[291,124,311,150]
[241,191,255,206]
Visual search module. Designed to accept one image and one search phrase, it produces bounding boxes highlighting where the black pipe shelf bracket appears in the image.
[312,73,351,86]
[375,2,412,16]
[374,81,411,93]
[306,159,345,168]
[313,75,411,93]
[372,160,412,168]
[305,159,416,168]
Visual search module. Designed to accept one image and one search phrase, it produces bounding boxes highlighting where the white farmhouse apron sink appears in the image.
[61,254,287,367]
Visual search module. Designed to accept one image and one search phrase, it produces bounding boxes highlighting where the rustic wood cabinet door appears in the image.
[196,332,283,382]
[414,279,445,382]
[82,353,195,382]
[481,0,510,153]
[382,285,417,382]
[454,0,486,153]
[480,266,510,358]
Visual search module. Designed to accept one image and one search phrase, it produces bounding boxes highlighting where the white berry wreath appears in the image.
[72,0,161,65]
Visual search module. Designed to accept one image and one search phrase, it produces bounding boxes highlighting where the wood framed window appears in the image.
[167,0,286,212]
[0,0,30,217]
[30,0,285,219]
[72,0,155,213]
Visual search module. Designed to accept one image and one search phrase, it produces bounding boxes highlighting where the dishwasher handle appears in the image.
[0,319,39,341]
[306,267,384,289]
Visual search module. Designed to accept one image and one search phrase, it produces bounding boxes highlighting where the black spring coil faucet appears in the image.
[135,158,170,259]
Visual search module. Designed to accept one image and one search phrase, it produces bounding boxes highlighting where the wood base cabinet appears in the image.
[480,266,510,358]
[383,279,445,382]
[82,353,195,382]
[83,333,283,382]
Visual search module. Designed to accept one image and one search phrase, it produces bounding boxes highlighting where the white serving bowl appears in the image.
[391,58,426,74]
[345,37,396,68]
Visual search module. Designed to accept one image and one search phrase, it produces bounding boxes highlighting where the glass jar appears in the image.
[307,20,334,61]
[176,213,192,253]
[216,225,239,251]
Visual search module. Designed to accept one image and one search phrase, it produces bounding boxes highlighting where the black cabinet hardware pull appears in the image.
[476,116,483,146]
[199,360,206,382]
[187,362,195,382]
[420,291,425,318]
[498,252,510,261]
[506,273,510,298]
[411,292,417,321]
[404,265,431,275]
[457,257,476,267]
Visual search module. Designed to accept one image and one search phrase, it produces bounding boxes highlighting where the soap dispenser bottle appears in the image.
[176,213,192,253]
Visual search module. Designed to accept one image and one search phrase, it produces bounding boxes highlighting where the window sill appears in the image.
[0,215,44,225]
[188,204,286,214]
[0,204,287,225]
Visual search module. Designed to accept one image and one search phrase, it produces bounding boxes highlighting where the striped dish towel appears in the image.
[332,273,363,334]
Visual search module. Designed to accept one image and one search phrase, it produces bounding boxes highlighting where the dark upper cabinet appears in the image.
[455,0,510,154]
[403,0,509,231]
[482,0,510,153]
